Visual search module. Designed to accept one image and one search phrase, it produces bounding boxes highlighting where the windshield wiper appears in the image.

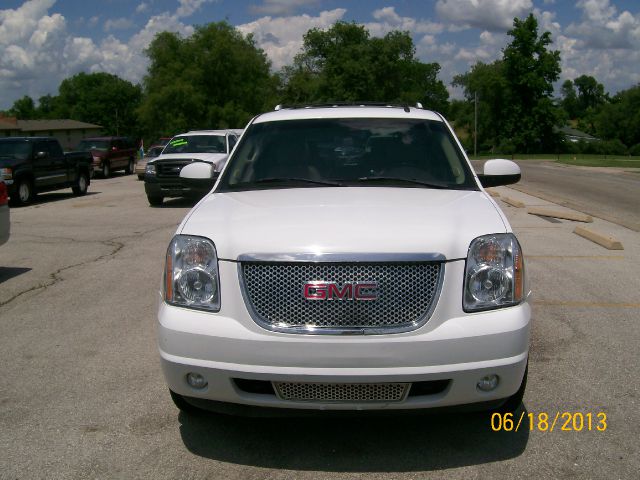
[231,177,345,188]
[356,176,451,189]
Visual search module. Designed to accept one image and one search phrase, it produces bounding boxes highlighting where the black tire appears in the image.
[147,194,163,206]
[101,161,111,178]
[493,363,528,414]
[169,390,205,415]
[72,172,89,196]
[137,174,144,181]
[125,158,134,175]
[11,178,35,206]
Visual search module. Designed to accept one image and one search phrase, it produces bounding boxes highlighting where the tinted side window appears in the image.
[34,142,48,160]
[48,140,63,157]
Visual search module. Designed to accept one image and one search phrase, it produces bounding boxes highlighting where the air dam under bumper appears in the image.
[158,301,530,412]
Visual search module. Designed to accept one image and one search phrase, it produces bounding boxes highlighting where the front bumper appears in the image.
[158,260,531,412]
[144,175,209,199]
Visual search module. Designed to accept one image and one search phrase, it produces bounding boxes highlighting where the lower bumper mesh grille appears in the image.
[273,382,410,403]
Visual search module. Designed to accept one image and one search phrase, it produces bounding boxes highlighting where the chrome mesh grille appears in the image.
[240,262,442,333]
[273,382,410,402]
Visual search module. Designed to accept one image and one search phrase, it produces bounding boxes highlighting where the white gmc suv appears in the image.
[158,104,530,415]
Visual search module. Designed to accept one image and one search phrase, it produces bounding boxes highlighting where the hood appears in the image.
[150,152,228,169]
[179,187,508,261]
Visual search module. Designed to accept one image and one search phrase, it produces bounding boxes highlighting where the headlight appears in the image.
[145,164,156,175]
[463,233,525,312]
[164,235,220,311]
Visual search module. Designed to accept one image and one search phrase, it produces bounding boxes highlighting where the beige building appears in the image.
[0,115,102,151]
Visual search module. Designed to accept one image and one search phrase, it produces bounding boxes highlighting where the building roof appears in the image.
[558,125,598,141]
[16,119,102,132]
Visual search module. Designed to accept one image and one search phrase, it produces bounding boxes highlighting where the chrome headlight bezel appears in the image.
[164,235,220,312]
[463,233,525,312]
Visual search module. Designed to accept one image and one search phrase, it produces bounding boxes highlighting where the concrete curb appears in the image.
[573,226,624,250]
[527,206,593,223]
[501,196,525,208]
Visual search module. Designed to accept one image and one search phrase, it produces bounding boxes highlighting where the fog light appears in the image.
[186,372,208,389]
[477,374,499,392]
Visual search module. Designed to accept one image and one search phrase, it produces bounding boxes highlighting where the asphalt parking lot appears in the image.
[0,172,638,479]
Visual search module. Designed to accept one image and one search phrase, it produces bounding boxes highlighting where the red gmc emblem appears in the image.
[303,281,379,301]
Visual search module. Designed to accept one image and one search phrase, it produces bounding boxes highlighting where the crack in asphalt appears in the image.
[0,225,169,309]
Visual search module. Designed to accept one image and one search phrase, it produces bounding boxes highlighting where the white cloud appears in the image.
[237,8,346,69]
[365,6,444,36]
[435,0,533,31]
[0,0,204,108]
[104,17,134,32]
[176,0,212,18]
[566,0,640,50]
[136,3,149,14]
[249,0,319,16]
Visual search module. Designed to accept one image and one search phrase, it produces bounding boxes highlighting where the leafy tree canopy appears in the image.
[279,22,449,113]
[501,14,562,152]
[55,72,142,136]
[7,95,37,119]
[595,84,640,148]
[138,22,277,138]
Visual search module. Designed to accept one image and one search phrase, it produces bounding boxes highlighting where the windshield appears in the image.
[218,118,477,192]
[163,135,226,154]
[77,140,109,151]
[0,141,31,159]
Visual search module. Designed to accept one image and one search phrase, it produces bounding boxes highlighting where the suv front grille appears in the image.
[273,382,410,402]
[240,261,442,334]
[155,159,193,177]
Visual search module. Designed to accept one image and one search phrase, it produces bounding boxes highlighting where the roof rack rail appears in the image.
[273,102,424,113]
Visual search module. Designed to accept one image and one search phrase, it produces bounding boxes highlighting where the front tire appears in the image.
[125,158,134,175]
[101,161,111,178]
[12,178,35,206]
[147,194,163,206]
[72,172,89,196]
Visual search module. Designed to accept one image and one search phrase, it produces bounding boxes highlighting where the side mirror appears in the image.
[180,162,219,194]
[477,159,521,187]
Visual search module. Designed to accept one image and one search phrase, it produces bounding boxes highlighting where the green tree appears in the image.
[35,94,61,119]
[452,61,507,151]
[560,79,579,119]
[595,84,640,148]
[501,14,562,152]
[8,95,37,119]
[55,72,142,136]
[279,22,449,112]
[573,75,606,113]
[138,22,277,139]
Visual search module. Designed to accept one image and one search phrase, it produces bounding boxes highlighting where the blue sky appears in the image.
[1,0,640,109]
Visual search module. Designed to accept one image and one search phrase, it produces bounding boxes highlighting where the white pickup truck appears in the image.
[158,104,530,415]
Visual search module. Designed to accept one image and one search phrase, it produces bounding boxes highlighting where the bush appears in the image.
[628,144,640,156]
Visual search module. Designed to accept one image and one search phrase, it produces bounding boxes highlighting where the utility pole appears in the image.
[474,91,478,157]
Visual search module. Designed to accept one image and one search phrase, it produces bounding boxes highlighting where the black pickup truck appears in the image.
[0,137,93,206]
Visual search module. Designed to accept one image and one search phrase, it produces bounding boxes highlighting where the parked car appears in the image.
[0,137,92,206]
[158,104,530,416]
[76,137,137,178]
[135,145,165,180]
[144,129,240,206]
[0,179,9,246]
